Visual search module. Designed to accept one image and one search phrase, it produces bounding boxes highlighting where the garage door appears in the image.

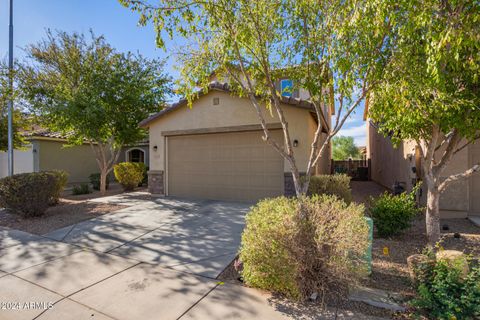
[471,142,480,215]
[167,130,284,202]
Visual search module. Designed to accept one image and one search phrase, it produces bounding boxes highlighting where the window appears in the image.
[280,79,293,97]
[128,149,145,163]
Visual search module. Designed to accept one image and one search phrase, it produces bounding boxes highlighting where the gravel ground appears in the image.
[62,183,147,201]
[217,181,480,319]
[0,199,127,235]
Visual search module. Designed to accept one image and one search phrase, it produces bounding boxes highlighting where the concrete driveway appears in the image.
[0,193,383,320]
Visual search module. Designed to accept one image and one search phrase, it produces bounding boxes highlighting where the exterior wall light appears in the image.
[153,145,158,152]
[293,139,299,147]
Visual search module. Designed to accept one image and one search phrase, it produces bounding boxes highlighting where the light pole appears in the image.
[7,0,14,176]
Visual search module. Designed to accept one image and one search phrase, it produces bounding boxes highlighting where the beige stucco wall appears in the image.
[367,122,478,218]
[37,140,99,184]
[367,122,416,191]
[147,90,329,176]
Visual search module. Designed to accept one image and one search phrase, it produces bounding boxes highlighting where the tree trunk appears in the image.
[426,184,441,245]
[100,169,108,195]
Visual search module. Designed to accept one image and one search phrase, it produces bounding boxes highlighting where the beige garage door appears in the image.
[471,142,480,215]
[167,130,284,202]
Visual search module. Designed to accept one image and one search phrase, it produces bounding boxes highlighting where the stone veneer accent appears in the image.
[284,172,306,197]
[148,170,164,195]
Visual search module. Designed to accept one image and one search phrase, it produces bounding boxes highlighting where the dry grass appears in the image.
[0,198,127,235]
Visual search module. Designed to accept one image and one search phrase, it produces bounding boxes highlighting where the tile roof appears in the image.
[22,128,149,145]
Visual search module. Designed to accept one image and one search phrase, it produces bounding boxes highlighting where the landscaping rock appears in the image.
[349,286,406,312]
[407,254,433,284]
[436,250,469,278]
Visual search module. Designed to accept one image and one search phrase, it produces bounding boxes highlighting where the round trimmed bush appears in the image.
[114,162,146,191]
[0,172,58,217]
[239,195,369,300]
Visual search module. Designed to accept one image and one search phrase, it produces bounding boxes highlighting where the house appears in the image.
[140,81,332,202]
[365,115,480,219]
[0,129,149,184]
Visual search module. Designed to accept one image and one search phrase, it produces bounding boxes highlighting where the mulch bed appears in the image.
[0,199,127,235]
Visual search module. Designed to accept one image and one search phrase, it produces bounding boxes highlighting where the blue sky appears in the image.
[0,0,367,146]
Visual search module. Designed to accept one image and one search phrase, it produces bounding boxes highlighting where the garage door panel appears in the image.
[168,130,284,202]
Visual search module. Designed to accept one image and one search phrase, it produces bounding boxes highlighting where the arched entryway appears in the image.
[126,148,145,163]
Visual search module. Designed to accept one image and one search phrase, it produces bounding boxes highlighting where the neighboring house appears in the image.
[140,81,332,202]
[0,129,149,184]
[365,115,480,219]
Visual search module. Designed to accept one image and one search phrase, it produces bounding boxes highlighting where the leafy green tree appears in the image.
[120,0,393,196]
[369,0,480,244]
[332,136,361,160]
[19,31,170,194]
[0,61,27,151]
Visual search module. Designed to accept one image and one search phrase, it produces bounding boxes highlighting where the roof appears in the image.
[23,128,74,140]
[139,81,326,128]
[22,128,149,145]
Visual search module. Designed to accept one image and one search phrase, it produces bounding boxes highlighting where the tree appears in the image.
[332,136,360,160]
[0,61,27,151]
[368,0,480,244]
[19,31,170,194]
[120,0,393,196]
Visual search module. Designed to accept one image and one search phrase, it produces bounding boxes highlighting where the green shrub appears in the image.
[240,195,369,300]
[141,166,149,186]
[0,172,57,217]
[89,173,110,191]
[48,170,68,204]
[114,162,146,191]
[72,183,91,195]
[304,174,352,203]
[412,257,480,320]
[368,184,421,237]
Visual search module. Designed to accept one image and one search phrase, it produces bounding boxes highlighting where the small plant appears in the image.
[72,184,91,195]
[89,173,110,191]
[240,195,369,300]
[368,183,421,237]
[412,257,480,320]
[0,172,57,217]
[48,170,69,204]
[304,174,352,203]
[114,162,146,191]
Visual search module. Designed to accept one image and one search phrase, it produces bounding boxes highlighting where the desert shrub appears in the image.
[304,174,352,203]
[0,172,57,217]
[114,162,146,191]
[48,170,68,204]
[72,183,91,195]
[89,173,110,191]
[412,257,480,320]
[368,184,421,237]
[240,195,369,300]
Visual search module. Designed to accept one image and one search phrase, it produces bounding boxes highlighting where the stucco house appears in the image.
[0,129,149,184]
[365,114,480,219]
[140,81,332,202]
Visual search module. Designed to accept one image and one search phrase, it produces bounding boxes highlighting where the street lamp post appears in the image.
[7,0,14,176]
